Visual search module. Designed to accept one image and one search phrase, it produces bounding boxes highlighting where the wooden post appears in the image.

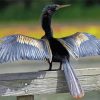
[17,95,34,100]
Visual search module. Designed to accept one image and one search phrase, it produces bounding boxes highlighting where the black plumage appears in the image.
[0,4,100,98]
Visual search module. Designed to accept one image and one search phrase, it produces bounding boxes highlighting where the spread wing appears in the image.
[59,32,100,58]
[0,34,52,63]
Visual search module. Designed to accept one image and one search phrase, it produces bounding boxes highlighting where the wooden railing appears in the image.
[0,67,100,100]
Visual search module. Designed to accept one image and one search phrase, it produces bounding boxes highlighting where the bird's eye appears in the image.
[48,9,52,14]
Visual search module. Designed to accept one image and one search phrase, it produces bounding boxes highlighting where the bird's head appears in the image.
[42,4,70,16]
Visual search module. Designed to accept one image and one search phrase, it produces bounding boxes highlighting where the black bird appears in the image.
[0,4,100,98]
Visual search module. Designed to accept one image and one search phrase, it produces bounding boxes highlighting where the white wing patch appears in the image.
[74,32,89,47]
[17,35,43,49]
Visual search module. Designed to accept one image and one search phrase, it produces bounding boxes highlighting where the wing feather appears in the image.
[0,34,52,63]
[59,32,100,58]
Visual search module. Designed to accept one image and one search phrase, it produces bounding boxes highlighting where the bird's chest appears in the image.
[48,38,69,61]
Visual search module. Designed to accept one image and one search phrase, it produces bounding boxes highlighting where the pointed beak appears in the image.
[56,4,71,10]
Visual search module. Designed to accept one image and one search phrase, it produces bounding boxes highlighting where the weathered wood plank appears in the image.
[0,68,100,96]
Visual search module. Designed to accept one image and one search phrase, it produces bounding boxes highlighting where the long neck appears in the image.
[41,13,53,38]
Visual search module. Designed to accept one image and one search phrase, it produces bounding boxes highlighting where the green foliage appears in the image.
[53,5,100,22]
[0,1,99,23]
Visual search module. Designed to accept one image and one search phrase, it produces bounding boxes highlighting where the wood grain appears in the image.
[0,67,100,96]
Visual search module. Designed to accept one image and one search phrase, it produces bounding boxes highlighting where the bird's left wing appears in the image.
[58,32,100,59]
[0,34,52,63]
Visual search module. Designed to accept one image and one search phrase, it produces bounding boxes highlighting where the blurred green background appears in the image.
[0,0,100,22]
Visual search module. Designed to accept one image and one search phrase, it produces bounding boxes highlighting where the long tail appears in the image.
[62,59,84,99]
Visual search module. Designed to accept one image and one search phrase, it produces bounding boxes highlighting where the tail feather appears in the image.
[62,60,84,99]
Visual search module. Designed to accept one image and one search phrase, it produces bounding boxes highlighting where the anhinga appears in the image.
[0,4,100,99]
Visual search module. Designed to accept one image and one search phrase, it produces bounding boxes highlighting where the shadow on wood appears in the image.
[0,67,100,96]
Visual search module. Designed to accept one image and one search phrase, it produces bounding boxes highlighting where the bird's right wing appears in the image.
[0,34,52,63]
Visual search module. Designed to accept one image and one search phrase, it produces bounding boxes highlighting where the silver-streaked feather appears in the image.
[62,59,84,98]
[60,32,100,58]
[0,34,52,63]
